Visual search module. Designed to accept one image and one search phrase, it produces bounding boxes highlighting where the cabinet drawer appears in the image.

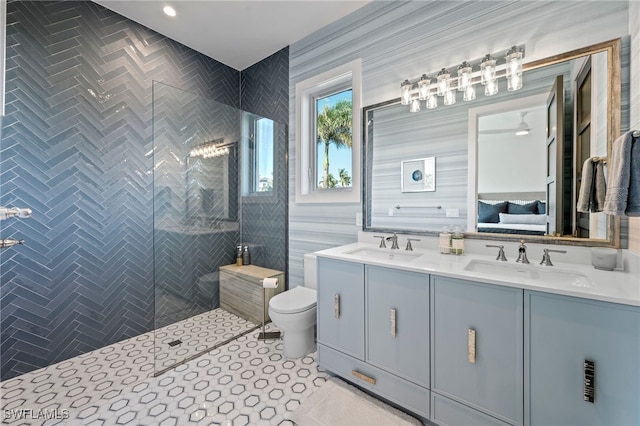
[317,258,365,360]
[431,277,523,425]
[366,265,429,386]
[432,393,511,426]
[318,344,430,418]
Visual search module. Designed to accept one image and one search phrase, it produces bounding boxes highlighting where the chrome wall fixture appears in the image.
[0,206,32,249]
[400,46,524,113]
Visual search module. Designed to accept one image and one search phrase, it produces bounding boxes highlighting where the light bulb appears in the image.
[418,75,430,101]
[506,46,523,91]
[463,84,476,101]
[480,54,496,85]
[409,97,421,113]
[457,62,472,92]
[444,89,456,106]
[436,68,450,97]
[400,80,412,105]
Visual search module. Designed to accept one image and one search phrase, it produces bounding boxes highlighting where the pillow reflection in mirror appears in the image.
[537,200,546,214]
[499,213,546,225]
[507,201,538,214]
[478,201,508,223]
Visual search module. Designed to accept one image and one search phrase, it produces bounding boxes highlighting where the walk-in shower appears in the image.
[152,82,286,375]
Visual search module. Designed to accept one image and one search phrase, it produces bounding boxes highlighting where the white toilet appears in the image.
[268,254,317,358]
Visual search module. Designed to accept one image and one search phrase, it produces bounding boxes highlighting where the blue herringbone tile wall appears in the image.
[239,48,289,277]
[0,0,242,381]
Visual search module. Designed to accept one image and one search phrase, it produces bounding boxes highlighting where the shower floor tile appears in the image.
[154,308,257,373]
[0,308,265,425]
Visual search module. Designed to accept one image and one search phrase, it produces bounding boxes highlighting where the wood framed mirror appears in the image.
[363,39,621,247]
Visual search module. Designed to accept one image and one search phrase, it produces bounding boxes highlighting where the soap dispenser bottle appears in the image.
[236,245,243,266]
[242,245,251,265]
[439,226,452,254]
[451,226,464,255]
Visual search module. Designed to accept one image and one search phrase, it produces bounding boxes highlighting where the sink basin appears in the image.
[344,247,422,262]
[464,259,533,280]
[464,259,593,288]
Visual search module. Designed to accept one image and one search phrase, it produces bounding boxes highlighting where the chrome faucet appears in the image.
[486,244,507,261]
[405,238,421,251]
[386,232,400,249]
[540,248,567,266]
[515,240,529,264]
[373,235,387,248]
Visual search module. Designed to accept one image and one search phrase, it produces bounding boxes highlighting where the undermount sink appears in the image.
[344,247,422,262]
[464,259,593,288]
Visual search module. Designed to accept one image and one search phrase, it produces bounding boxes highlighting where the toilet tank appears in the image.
[303,253,318,290]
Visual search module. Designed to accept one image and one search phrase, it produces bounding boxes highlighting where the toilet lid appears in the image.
[270,287,317,314]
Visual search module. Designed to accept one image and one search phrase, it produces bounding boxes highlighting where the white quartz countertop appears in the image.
[314,242,640,307]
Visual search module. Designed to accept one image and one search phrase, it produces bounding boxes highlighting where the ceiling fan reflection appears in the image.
[479,112,531,136]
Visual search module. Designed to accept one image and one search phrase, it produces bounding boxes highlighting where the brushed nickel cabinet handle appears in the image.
[390,308,397,337]
[468,328,476,364]
[352,370,376,385]
[334,294,340,319]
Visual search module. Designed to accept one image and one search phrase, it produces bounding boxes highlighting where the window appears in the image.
[241,113,275,199]
[295,59,361,203]
[253,118,274,193]
[315,89,353,190]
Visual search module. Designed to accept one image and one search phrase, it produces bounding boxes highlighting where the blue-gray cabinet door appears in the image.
[317,258,365,360]
[366,265,429,387]
[525,291,640,426]
[431,276,523,425]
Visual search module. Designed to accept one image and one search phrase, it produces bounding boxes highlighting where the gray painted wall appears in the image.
[288,0,631,287]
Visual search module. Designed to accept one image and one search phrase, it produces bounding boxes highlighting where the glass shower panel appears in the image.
[152,82,251,375]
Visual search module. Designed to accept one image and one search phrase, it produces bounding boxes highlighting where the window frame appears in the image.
[295,59,362,203]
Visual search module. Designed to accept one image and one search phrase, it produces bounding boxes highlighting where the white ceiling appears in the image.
[94,0,372,71]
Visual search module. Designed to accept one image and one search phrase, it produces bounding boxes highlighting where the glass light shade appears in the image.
[443,89,456,106]
[463,84,476,101]
[409,97,421,113]
[480,54,496,85]
[400,80,412,105]
[418,75,430,101]
[426,93,438,109]
[506,47,523,91]
[436,68,450,97]
[484,79,499,96]
[457,62,472,92]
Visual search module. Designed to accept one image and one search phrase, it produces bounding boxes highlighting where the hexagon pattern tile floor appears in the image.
[154,308,258,372]
[1,311,326,425]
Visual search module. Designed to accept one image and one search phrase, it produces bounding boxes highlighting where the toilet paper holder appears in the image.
[258,278,282,341]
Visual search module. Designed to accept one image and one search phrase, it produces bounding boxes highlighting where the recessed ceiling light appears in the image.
[163,6,176,17]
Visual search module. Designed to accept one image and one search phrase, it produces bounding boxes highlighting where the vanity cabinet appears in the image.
[525,291,640,426]
[317,258,430,418]
[317,258,365,360]
[366,265,429,387]
[431,277,523,426]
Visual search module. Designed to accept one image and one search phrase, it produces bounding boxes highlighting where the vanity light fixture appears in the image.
[163,5,177,17]
[190,141,230,159]
[400,45,524,112]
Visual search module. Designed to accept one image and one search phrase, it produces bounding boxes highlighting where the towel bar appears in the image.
[633,130,639,138]
[395,205,442,210]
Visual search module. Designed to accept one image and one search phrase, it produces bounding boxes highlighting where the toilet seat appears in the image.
[269,287,316,314]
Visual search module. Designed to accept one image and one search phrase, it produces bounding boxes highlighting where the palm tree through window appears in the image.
[315,89,353,189]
